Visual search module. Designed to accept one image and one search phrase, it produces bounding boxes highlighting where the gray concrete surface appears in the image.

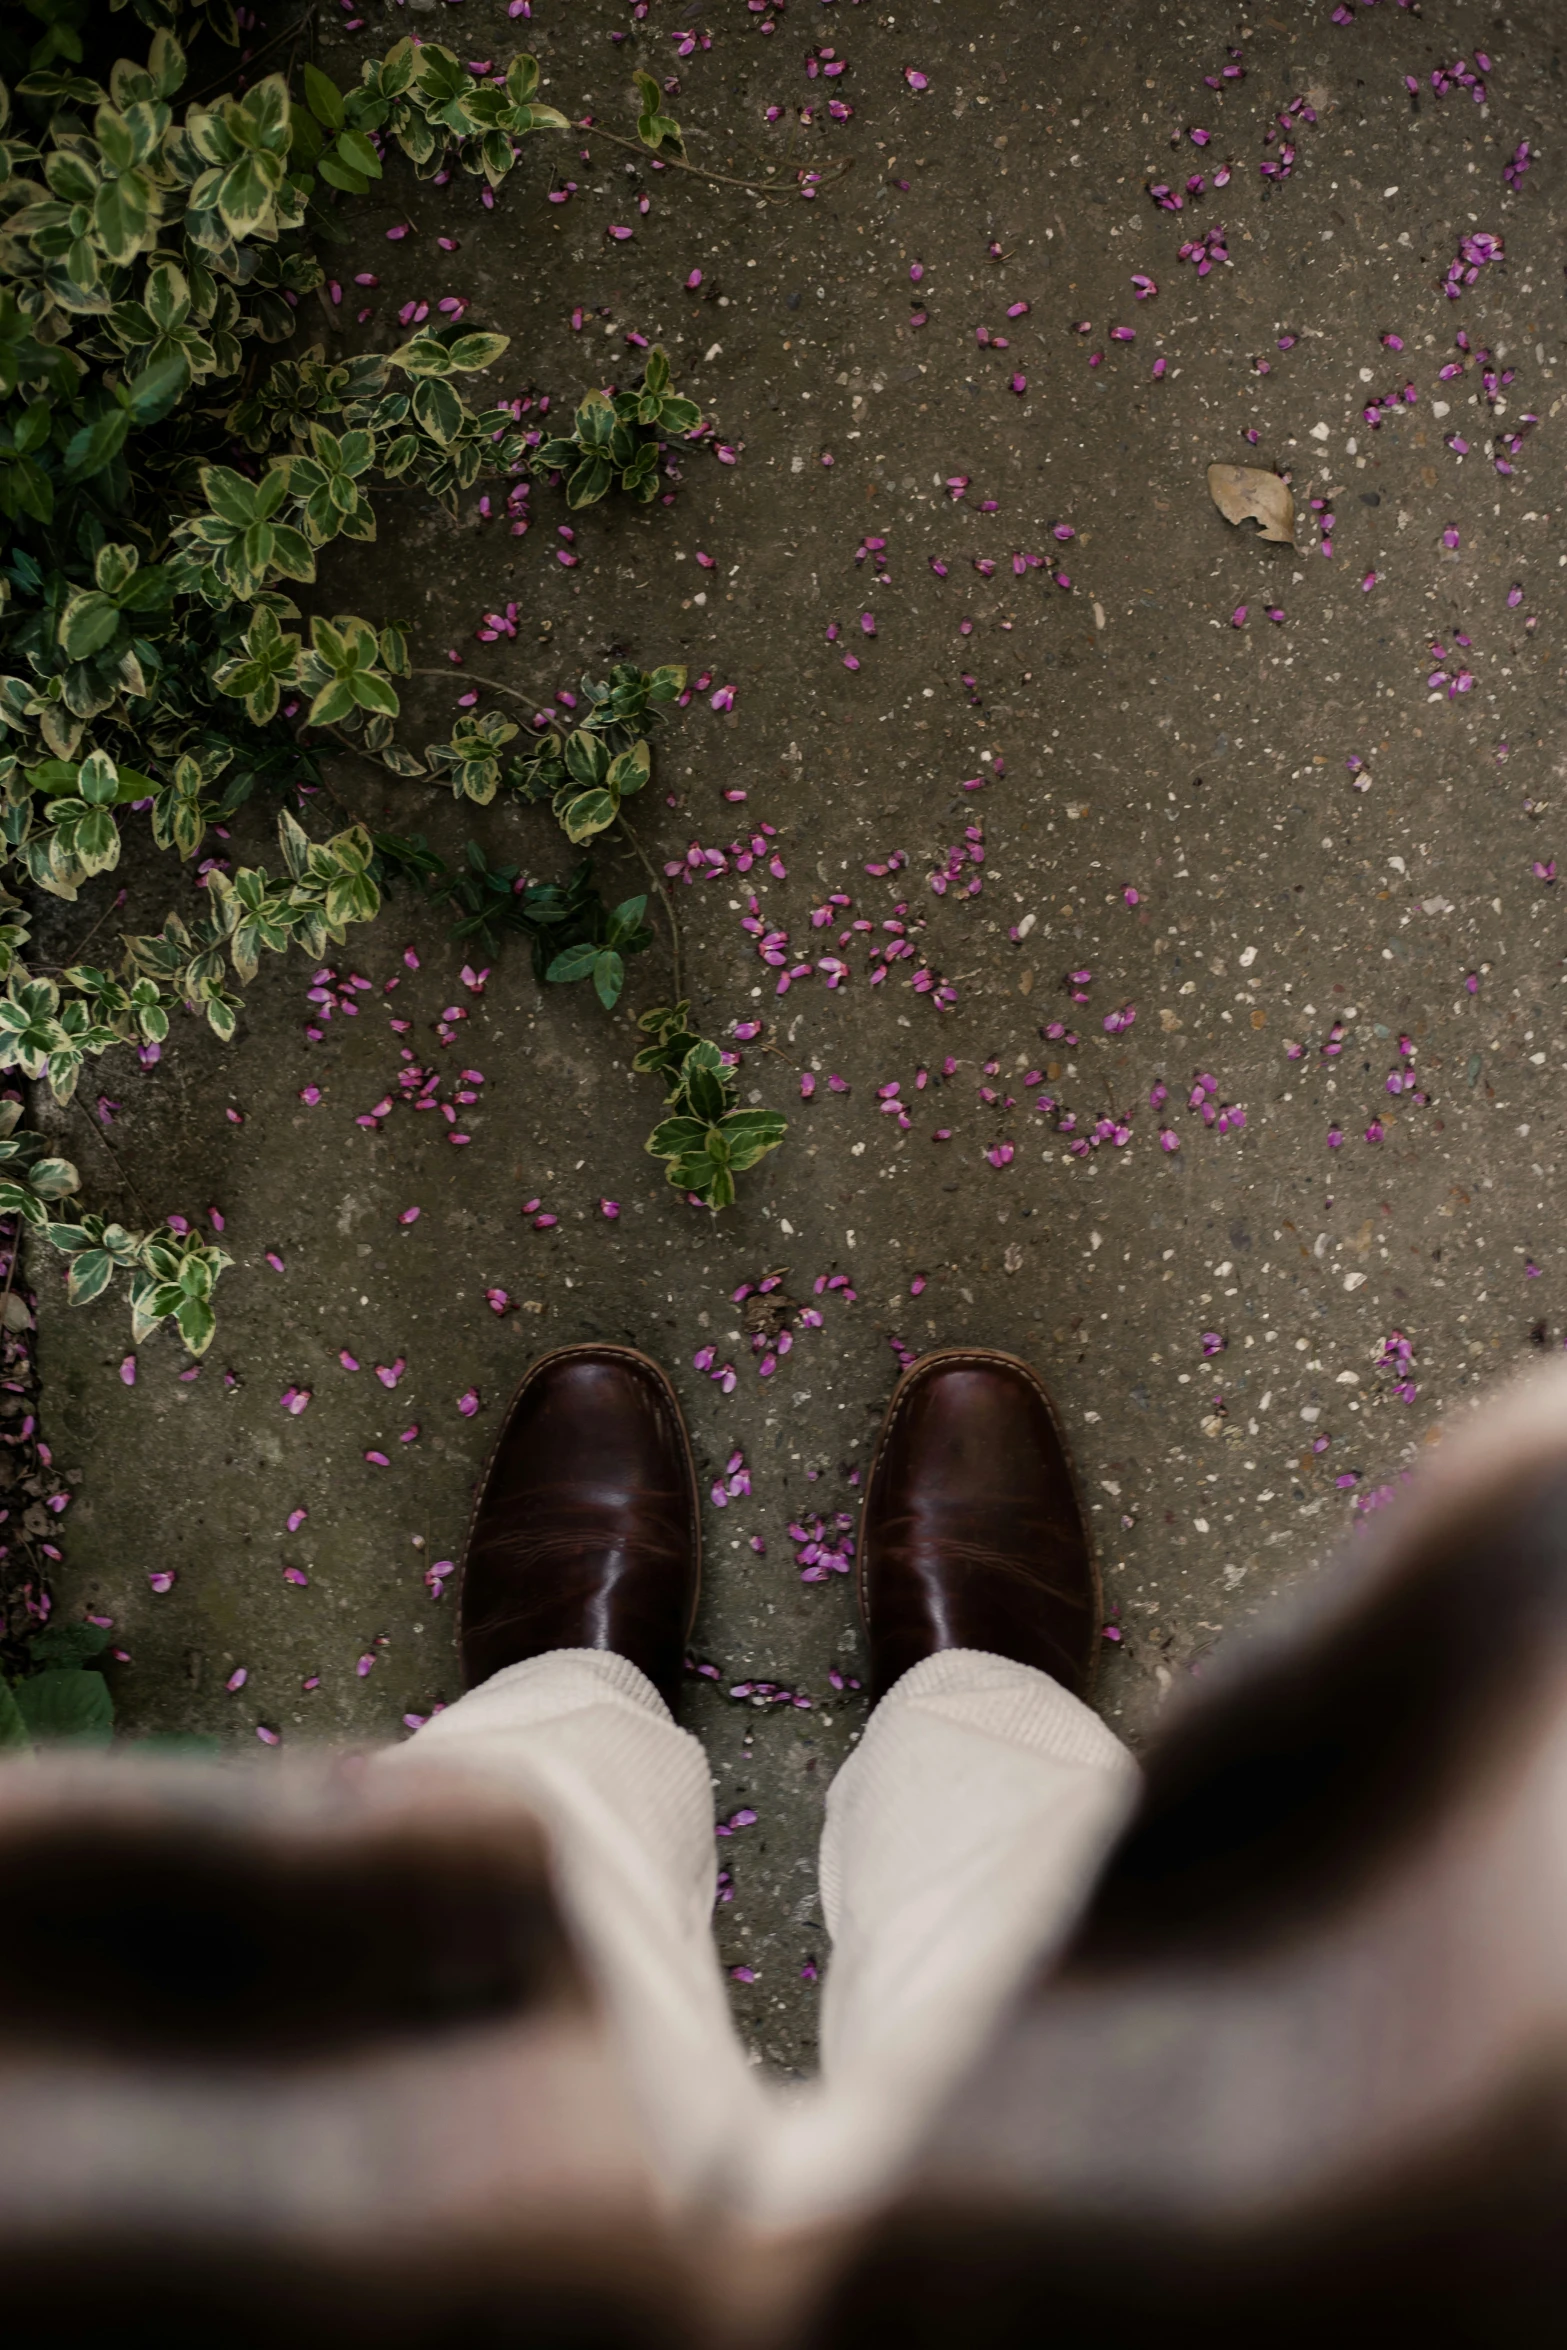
[38,0,1567,2073]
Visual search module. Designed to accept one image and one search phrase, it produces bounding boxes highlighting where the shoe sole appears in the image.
[857,1345,1104,1704]
[456,1341,703,1658]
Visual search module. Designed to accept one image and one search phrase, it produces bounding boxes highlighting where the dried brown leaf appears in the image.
[1207,463,1296,547]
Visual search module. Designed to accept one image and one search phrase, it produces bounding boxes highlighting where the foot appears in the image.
[859,1349,1100,1706]
[458,1344,700,1708]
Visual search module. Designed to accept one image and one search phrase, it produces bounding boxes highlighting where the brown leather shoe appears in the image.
[458,1344,700,1708]
[859,1348,1100,1706]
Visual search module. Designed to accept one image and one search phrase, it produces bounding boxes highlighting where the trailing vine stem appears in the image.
[617,816,684,1007]
[584,122,855,203]
[185,5,322,106]
[69,1100,155,1230]
[406,665,548,706]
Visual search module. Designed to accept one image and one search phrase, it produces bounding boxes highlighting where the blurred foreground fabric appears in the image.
[6,1364,1567,2346]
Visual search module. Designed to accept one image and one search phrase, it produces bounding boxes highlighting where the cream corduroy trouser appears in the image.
[377,1645,1137,2226]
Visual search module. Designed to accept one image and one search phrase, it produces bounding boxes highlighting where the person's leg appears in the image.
[792,1363,1567,2350]
[755,1351,1136,2225]
[380,1647,767,2208]
[378,1345,766,2209]
[817,1646,1137,2091]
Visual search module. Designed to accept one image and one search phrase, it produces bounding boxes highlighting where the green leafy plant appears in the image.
[369,660,686,1005]
[633,70,686,161]
[0,21,784,1372]
[420,708,519,806]
[510,660,686,797]
[0,1617,114,1750]
[350,40,569,191]
[0,1093,78,1226]
[47,1210,229,1353]
[373,836,653,1010]
[545,893,651,1010]
[291,59,386,199]
[552,731,650,845]
[0,1091,229,1352]
[636,1002,787,1211]
[532,348,703,509]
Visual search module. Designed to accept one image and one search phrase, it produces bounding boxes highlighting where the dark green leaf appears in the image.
[28,1622,113,1667]
[684,1063,728,1124]
[0,1679,28,1752]
[303,62,346,129]
[62,409,131,481]
[124,348,189,425]
[59,592,121,659]
[289,108,325,165]
[317,153,370,195]
[545,941,600,984]
[647,1114,711,1158]
[12,1668,114,1746]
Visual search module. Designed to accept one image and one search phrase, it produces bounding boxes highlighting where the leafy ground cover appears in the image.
[0,5,791,1391]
